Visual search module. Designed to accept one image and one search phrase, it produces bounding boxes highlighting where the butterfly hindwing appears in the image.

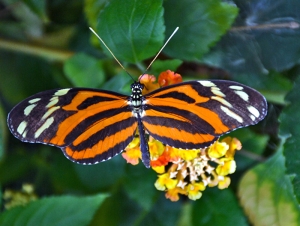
[8,79,267,167]
[7,88,137,164]
[142,80,267,149]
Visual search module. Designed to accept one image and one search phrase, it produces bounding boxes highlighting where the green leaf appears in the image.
[192,188,247,226]
[123,164,157,210]
[90,189,141,226]
[74,155,125,191]
[64,53,105,88]
[224,129,269,173]
[84,0,107,29]
[279,75,300,202]
[0,52,58,105]
[163,0,238,61]
[203,0,300,84]
[2,0,43,37]
[91,188,180,226]
[100,71,132,94]
[0,101,6,161]
[140,194,181,226]
[0,194,108,226]
[238,149,300,225]
[84,0,107,47]
[0,186,2,209]
[96,0,165,63]
[22,0,48,21]
[150,59,183,75]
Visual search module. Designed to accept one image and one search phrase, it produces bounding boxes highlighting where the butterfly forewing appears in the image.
[7,88,137,164]
[8,79,267,167]
[142,80,267,149]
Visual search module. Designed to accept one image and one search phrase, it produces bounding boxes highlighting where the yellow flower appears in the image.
[148,138,165,160]
[216,158,237,176]
[3,184,37,209]
[122,137,141,165]
[154,173,178,191]
[218,176,231,189]
[208,141,229,158]
[152,165,165,174]
[165,187,187,202]
[171,148,199,161]
[223,137,242,158]
[186,182,206,201]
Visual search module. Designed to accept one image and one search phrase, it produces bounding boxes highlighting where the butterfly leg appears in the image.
[137,112,150,168]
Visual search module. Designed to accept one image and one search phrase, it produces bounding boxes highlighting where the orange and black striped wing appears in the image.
[142,80,267,149]
[7,88,137,164]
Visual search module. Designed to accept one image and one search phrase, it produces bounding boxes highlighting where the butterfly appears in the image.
[7,78,267,168]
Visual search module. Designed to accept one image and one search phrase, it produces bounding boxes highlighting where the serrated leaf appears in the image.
[192,188,247,226]
[163,0,238,61]
[0,194,108,226]
[96,0,165,63]
[64,53,105,88]
[279,75,300,202]
[238,150,300,226]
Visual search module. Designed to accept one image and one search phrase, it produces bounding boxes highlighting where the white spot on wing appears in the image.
[212,96,232,108]
[34,117,54,138]
[42,106,60,120]
[22,130,28,138]
[29,98,41,104]
[54,88,70,96]
[247,106,260,119]
[234,90,249,101]
[211,87,225,97]
[229,85,244,90]
[199,81,216,87]
[46,97,59,108]
[17,121,27,135]
[220,106,243,123]
[24,104,37,116]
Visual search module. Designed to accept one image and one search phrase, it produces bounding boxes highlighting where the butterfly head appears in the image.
[130,82,144,109]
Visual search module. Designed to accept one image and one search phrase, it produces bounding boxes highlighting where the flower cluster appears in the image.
[122,70,242,201]
[3,184,37,209]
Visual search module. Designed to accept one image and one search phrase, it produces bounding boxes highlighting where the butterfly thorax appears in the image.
[129,82,144,114]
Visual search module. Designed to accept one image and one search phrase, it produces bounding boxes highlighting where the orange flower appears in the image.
[139,74,160,94]
[122,137,141,165]
[165,187,187,202]
[158,70,182,87]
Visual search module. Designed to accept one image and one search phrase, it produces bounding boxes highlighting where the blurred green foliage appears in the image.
[0,0,300,225]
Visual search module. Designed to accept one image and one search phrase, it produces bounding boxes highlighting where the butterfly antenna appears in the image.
[139,27,179,81]
[89,27,135,82]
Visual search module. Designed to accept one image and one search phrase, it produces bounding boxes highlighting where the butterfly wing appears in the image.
[7,88,137,164]
[142,80,267,149]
